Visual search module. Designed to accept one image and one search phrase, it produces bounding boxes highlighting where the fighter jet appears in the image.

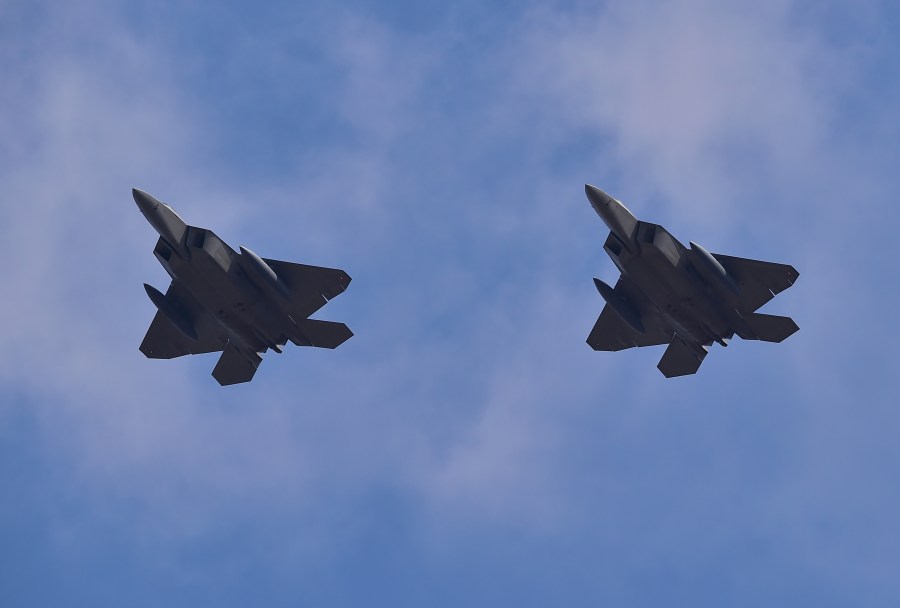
[584,184,798,377]
[133,188,352,385]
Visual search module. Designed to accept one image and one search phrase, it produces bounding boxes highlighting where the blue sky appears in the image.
[2,0,900,606]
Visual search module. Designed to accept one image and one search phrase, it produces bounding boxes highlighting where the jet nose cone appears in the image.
[132,188,160,214]
[585,184,612,208]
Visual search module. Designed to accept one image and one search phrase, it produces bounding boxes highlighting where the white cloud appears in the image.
[506,0,838,232]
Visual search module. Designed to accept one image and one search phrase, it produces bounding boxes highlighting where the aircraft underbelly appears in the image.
[171,247,274,352]
[624,256,731,344]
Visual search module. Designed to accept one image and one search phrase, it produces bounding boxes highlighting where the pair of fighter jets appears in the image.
[134,186,798,385]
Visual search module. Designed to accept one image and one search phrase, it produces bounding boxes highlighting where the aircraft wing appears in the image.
[711,253,799,312]
[263,258,352,319]
[587,277,672,351]
[139,281,227,359]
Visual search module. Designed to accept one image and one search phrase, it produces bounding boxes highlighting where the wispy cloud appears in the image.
[505,1,842,229]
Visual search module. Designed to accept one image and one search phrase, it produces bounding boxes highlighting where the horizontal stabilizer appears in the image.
[212,342,262,386]
[289,319,353,349]
[736,313,799,343]
[657,336,708,378]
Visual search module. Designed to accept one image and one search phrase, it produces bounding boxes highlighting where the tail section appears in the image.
[212,342,262,386]
[657,336,709,378]
[736,313,799,343]
[289,319,353,349]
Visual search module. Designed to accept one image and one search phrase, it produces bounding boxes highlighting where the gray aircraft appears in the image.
[584,184,798,377]
[133,188,352,385]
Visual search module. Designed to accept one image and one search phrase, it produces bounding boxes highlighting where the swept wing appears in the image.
[139,281,226,359]
[263,258,351,320]
[712,253,799,312]
[587,277,672,351]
